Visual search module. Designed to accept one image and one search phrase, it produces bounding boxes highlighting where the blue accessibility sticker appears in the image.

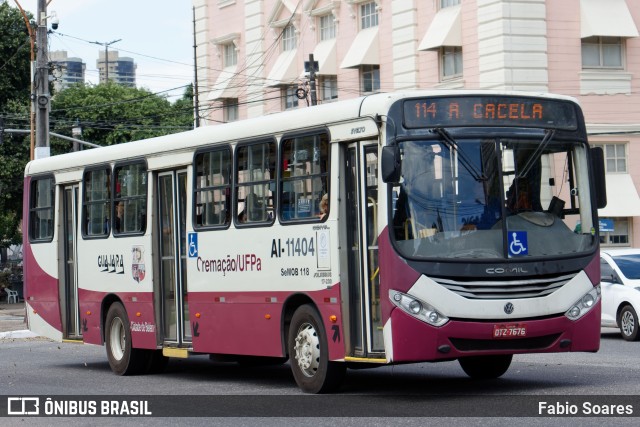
[508,231,528,257]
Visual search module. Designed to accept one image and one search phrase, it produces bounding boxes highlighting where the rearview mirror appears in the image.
[381,145,401,183]
[590,147,607,209]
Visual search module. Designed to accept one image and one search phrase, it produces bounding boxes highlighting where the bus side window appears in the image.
[279,132,329,222]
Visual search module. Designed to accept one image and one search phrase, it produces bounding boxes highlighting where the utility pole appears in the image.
[35,0,50,159]
[192,6,200,128]
[93,39,122,84]
[305,54,319,106]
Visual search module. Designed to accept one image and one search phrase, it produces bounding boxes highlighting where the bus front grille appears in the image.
[434,274,576,300]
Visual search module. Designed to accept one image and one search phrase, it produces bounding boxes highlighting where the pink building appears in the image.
[193,0,640,247]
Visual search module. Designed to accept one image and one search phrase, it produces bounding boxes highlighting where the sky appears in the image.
[16,0,194,100]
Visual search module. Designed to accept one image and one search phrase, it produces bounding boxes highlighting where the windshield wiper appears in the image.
[517,129,556,179]
[433,128,487,182]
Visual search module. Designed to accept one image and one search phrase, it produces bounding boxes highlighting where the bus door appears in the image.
[344,142,383,357]
[157,169,191,347]
[61,184,81,339]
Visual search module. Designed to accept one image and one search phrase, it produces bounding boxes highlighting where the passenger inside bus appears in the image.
[114,202,124,233]
[319,193,329,220]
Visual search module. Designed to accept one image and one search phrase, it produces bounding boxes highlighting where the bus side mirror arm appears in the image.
[381,145,401,183]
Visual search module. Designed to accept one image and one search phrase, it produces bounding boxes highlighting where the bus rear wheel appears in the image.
[459,354,513,379]
[105,302,148,375]
[288,304,345,393]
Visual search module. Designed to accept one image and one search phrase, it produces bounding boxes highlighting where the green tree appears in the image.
[0,3,31,112]
[0,3,33,258]
[50,82,193,151]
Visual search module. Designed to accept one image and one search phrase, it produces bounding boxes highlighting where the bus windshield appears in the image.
[391,134,597,259]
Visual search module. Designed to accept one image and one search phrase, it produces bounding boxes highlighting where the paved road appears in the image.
[2,303,638,426]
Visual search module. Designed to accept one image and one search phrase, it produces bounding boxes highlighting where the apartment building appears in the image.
[193,0,640,247]
[96,50,137,87]
[49,50,86,92]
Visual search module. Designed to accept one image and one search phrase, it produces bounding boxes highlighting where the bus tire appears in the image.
[459,354,512,379]
[618,305,639,341]
[105,302,148,375]
[288,304,345,393]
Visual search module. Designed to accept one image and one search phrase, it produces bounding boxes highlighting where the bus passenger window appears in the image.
[113,162,147,235]
[235,140,276,225]
[82,167,111,238]
[194,148,231,228]
[280,132,329,222]
[29,177,55,242]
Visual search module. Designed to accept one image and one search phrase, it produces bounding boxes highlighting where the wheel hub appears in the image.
[294,323,320,377]
[621,311,635,336]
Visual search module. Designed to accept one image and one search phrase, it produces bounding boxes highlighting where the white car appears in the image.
[600,248,640,341]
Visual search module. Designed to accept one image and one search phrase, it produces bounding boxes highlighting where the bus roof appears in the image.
[25,90,579,177]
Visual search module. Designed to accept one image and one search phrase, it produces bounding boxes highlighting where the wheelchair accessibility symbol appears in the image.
[508,231,528,257]
[188,232,198,258]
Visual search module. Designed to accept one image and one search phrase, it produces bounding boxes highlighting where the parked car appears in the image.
[600,248,640,341]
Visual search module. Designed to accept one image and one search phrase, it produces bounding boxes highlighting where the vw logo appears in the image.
[504,302,514,314]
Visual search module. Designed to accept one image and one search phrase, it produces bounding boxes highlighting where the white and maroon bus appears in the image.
[23,90,606,393]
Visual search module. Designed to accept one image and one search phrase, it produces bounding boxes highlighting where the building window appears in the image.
[600,218,629,246]
[319,76,338,102]
[283,86,299,110]
[361,65,380,94]
[282,24,297,51]
[29,176,55,242]
[113,162,147,235]
[194,147,232,228]
[441,0,460,8]
[582,37,623,69]
[441,46,463,79]
[235,140,276,224]
[319,14,336,40]
[223,43,237,67]
[223,99,238,122]
[361,2,378,30]
[594,143,627,173]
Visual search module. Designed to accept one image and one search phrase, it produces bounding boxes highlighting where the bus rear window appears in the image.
[29,176,55,242]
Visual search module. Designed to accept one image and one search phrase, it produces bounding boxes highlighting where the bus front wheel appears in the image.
[105,302,148,375]
[459,354,513,379]
[288,304,345,393]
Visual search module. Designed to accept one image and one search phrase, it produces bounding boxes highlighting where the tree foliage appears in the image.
[0,3,194,250]
[50,83,194,151]
[0,3,31,112]
[0,3,32,249]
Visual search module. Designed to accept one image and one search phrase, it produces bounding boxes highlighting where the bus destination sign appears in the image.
[403,96,577,130]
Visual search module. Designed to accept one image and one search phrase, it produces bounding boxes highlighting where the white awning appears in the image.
[598,174,640,217]
[312,39,337,75]
[340,27,379,69]
[418,4,462,51]
[208,66,239,101]
[266,49,298,87]
[581,0,639,38]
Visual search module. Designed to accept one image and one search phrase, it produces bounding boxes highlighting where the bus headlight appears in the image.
[565,286,600,321]
[389,290,449,327]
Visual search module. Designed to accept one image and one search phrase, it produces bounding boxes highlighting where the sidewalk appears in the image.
[0,301,31,337]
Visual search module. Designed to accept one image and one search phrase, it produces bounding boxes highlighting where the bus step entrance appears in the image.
[162,347,189,359]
